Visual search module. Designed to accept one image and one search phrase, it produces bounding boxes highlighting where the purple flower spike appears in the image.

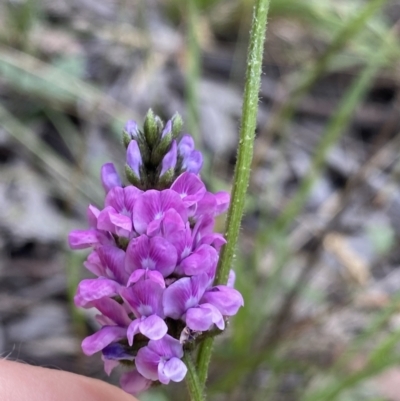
[101,163,122,193]
[160,140,177,177]
[178,136,203,174]
[171,172,206,206]
[121,280,167,344]
[126,140,142,177]
[133,189,187,235]
[120,369,152,395]
[125,235,177,278]
[135,335,187,384]
[124,120,139,139]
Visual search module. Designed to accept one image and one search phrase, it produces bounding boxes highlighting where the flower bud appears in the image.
[125,140,142,187]
[123,120,139,148]
[144,109,158,148]
[101,163,122,193]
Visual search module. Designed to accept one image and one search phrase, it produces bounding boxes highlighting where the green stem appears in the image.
[196,0,271,388]
[184,352,205,401]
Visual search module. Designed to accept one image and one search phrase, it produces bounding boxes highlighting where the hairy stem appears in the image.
[184,352,205,401]
[196,0,271,389]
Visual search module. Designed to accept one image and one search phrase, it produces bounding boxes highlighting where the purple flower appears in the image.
[126,140,142,177]
[124,120,139,139]
[120,280,167,344]
[125,235,178,282]
[120,369,152,395]
[160,140,177,177]
[81,297,130,355]
[101,163,122,193]
[171,172,206,207]
[178,135,203,174]
[97,186,141,237]
[177,244,218,277]
[132,189,187,235]
[135,335,187,384]
[163,274,224,331]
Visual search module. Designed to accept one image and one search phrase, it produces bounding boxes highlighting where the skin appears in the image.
[0,360,138,401]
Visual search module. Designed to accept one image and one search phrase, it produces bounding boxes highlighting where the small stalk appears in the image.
[196,0,271,389]
[184,352,205,401]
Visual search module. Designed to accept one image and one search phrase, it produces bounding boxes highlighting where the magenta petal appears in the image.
[135,346,160,381]
[125,235,177,277]
[214,191,230,215]
[127,319,140,346]
[83,251,104,276]
[120,369,152,395]
[97,207,132,236]
[87,205,100,227]
[139,315,168,340]
[186,306,213,331]
[133,190,187,235]
[180,244,218,276]
[159,357,187,384]
[200,303,225,330]
[124,186,142,211]
[97,245,128,283]
[128,269,166,288]
[201,285,244,316]
[171,172,206,206]
[101,163,122,193]
[68,229,98,249]
[104,187,125,211]
[92,297,131,327]
[127,269,146,286]
[81,326,126,355]
[74,278,121,307]
[148,335,183,359]
[163,274,209,319]
[120,279,164,317]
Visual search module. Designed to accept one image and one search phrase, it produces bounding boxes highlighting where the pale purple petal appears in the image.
[183,150,203,174]
[97,245,128,283]
[124,120,139,139]
[120,370,152,395]
[97,206,132,236]
[163,274,209,319]
[171,172,206,206]
[125,235,177,277]
[133,189,188,235]
[83,251,104,276]
[92,297,131,327]
[160,141,177,177]
[81,326,126,355]
[162,120,172,138]
[201,285,244,316]
[124,186,142,211]
[139,315,168,340]
[179,244,218,276]
[102,358,119,376]
[104,187,125,211]
[74,278,121,307]
[87,205,100,227]
[127,319,140,346]
[147,334,184,359]
[158,357,187,384]
[178,135,195,157]
[186,306,214,331]
[194,193,217,218]
[199,303,225,330]
[126,140,142,177]
[135,346,160,381]
[68,229,98,249]
[120,279,164,318]
[227,270,236,288]
[101,163,122,193]
[126,269,166,288]
[215,191,230,215]
[199,233,226,252]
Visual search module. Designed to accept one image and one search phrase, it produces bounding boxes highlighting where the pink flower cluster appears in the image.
[69,120,243,395]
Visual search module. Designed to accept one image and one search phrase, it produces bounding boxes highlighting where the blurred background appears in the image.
[1,0,400,400]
